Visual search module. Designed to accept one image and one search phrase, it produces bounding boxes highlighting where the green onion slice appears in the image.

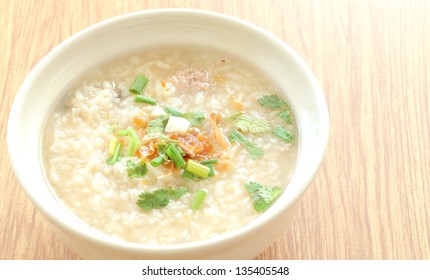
[129,75,149,94]
[185,159,210,178]
[200,158,219,165]
[106,142,122,165]
[116,129,129,137]
[135,95,157,105]
[191,189,208,210]
[166,144,185,169]
[108,137,118,157]
[150,155,165,167]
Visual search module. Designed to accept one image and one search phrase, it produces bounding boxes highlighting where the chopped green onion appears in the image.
[127,126,139,140]
[166,144,185,169]
[126,137,137,157]
[108,125,117,133]
[164,107,183,117]
[182,160,215,179]
[150,155,165,167]
[106,142,122,165]
[178,147,186,157]
[207,165,215,177]
[200,159,217,177]
[135,95,157,105]
[116,129,129,137]
[191,189,208,209]
[129,75,149,94]
[182,169,196,180]
[125,126,142,157]
[224,111,243,121]
[185,159,210,178]
[108,137,118,157]
[200,158,219,165]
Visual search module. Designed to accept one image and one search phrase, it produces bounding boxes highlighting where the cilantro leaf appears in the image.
[183,111,205,126]
[227,129,248,143]
[228,130,264,160]
[272,125,294,142]
[245,181,282,212]
[234,116,271,134]
[164,107,183,117]
[156,142,169,160]
[164,108,204,126]
[137,190,170,210]
[257,94,288,110]
[277,109,293,124]
[126,160,148,178]
[245,142,265,160]
[182,169,196,180]
[167,186,189,199]
[146,114,169,136]
[136,186,188,211]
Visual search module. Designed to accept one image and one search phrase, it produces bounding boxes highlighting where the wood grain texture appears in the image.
[1,0,429,259]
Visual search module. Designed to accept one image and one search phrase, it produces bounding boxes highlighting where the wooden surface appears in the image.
[1,0,429,260]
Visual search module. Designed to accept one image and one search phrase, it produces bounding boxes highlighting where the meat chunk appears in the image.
[169,67,209,92]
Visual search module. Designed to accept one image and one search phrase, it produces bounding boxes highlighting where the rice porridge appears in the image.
[42,47,298,245]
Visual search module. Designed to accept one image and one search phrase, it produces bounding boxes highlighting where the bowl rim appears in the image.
[7,8,329,254]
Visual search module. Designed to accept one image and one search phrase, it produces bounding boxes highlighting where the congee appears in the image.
[42,47,298,245]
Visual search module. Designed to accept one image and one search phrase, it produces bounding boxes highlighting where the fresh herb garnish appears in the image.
[182,158,217,180]
[106,142,122,165]
[129,75,149,94]
[185,159,211,178]
[155,142,169,160]
[224,111,243,121]
[125,126,142,157]
[191,189,208,210]
[126,160,148,178]
[257,94,288,110]
[183,111,205,126]
[149,155,164,167]
[146,114,169,136]
[166,144,186,169]
[107,126,141,163]
[228,130,264,159]
[108,137,118,157]
[277,109,293,124]
[227,129,250,143]
[245,181,282,212]
[200,158,219,165]
[182,169,196,180]
[272,125,294,142]
[234,116,271,134]
[116,129,129,137]
[163,108,204,126]
[258,95,295,138]
[135,95,157,105]
[136,186,188,211]
[164,107,183,117]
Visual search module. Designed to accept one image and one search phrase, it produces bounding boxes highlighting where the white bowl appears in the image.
[7,9,329,259]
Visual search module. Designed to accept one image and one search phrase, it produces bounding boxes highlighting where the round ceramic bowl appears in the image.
[7,9,329,259]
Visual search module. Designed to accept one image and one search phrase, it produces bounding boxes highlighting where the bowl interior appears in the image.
[8,9,329,252]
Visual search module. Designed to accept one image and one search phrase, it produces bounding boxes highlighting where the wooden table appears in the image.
[1,0,429,260]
